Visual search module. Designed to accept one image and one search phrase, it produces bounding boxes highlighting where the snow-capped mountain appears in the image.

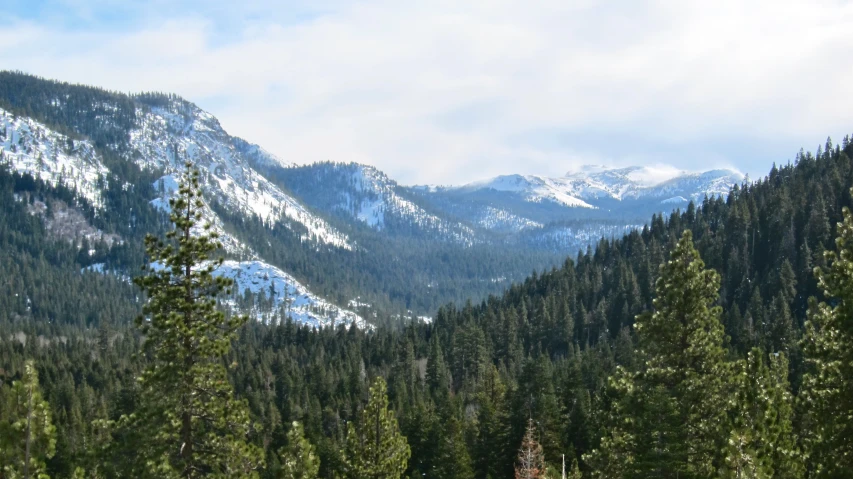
[460,165,744,209]
[0,71,750,323]
[404,165,743,249]
[562,165,743,203]
[131,98,350,250]
[0,98,362,328]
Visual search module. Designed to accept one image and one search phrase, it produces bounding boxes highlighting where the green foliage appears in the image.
[117,163,263,478]
[473,365,513,479]
[800,193,853,477]
[0,361,57,479]
[432,412,475,479]
[568,457,582,479]
[723,349,801,479]
[342,377,410,478]
[587,231,729,478]
[426,333,451,401]
[278,422,319,479]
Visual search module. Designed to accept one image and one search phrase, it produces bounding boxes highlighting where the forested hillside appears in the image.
[3,129,853,477]
[0,71,576,317]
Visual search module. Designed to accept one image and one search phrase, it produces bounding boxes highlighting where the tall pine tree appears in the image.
[0,361,56,479]
[342,377,410,478]
[586,230,729,478]
[278,421,319,479]
[801,191,853,477]
[119,163,263,478]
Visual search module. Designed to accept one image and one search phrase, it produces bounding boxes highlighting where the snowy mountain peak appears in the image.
[130,99,351,250]
[564,164,743,191]
[461,165,743,209]
[565,164,687,187]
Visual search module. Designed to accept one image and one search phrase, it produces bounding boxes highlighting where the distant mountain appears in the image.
[0,71,746,326]
[400,165,743,252]
[446,165,743,211]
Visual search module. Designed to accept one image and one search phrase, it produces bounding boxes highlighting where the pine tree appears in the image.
[568,457,582,479]
[119,162,263,478]
[586,230,729,478]
[342,377,410,478]
[473,365,512,479]
[278,421,319,479]
[399,402,439,477]
[515,419,546,479]
[723,349,801,479]
[800,193,853,476]
[0,361,56,479]
[768,293,797,355]
[584,365,636,479]
[426,333,451,400]
[432,412,475,479]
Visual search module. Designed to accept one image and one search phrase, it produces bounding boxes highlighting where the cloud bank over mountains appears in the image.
[2,0,852,184]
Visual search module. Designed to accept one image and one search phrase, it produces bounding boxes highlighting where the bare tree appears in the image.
[516,419,546,479]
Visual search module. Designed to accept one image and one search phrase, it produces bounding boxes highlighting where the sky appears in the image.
[1,0,852,185]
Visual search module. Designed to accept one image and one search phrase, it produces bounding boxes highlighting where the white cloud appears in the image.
[1,0,852,184]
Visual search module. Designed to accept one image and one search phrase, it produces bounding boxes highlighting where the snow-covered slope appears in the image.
[0,101,366,328]
[216,261,365,329]
[0,107,110,207]
[278,163,479,245]
[475,206,543,233]
[466,174,597,208]
[347,165,477,242]
[462,166,743,208]
[131,100,350,249]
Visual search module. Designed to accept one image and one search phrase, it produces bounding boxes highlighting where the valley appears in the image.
[3,70,849,479]
[0,72,744,327]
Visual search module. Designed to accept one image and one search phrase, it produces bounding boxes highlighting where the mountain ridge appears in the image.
[0,71,747,325]
[452,165,744,206]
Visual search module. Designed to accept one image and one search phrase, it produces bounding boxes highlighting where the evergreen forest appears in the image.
[4,73,853,477]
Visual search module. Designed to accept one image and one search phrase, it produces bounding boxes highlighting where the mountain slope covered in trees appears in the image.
[2,95,853,478]
[0,72,749,320]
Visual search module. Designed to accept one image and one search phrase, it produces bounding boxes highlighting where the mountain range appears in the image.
[0,71,744,327]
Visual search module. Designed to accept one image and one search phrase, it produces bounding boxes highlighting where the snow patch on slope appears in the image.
[476,206,543,232]
[216,260,366,329]
[0,108,109,207]
[356,197,385,227]
[340,164,478,244]
[129,102,350,249]
[468,174,597,208]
